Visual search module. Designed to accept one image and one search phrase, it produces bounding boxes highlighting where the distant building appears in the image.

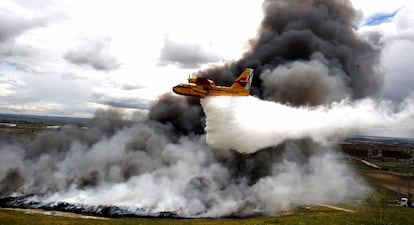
[45,125,61,130]
[0,123,17,127]
[340,141,412,159]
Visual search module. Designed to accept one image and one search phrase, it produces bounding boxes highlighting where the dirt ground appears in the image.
[358,170,414,195]
[2,208,108,220]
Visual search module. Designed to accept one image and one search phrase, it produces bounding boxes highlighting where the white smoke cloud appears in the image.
[201,96,414,153]
[251,151,366,213]
[0,110,370,217]
[34,135,367,217]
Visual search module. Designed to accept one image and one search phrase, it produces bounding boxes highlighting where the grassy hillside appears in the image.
[1,203,413,225]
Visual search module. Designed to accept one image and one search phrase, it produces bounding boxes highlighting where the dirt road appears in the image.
[358,170,414,194]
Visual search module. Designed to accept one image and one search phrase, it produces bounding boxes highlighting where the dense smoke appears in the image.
[197,0,382,106]
[0,109,368,217]
[0,0,396,218]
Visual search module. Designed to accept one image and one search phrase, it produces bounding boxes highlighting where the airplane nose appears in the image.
[172,86,179,94]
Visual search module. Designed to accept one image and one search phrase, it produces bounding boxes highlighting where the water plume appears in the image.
[202,96,414,153]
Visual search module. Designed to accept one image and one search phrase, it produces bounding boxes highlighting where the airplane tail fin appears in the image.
[231,68,254,90]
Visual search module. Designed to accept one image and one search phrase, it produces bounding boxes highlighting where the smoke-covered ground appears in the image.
[1,0,412,218]
[0,109,368,217]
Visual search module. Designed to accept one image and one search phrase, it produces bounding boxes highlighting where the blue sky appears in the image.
[360,10,400,27]
[0,0,413,118]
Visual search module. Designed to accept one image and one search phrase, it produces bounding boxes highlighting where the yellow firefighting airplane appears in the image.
[172,68,254,98]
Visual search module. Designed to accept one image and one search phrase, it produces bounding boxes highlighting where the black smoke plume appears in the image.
[198,0,382,106]
[151,0,383,138]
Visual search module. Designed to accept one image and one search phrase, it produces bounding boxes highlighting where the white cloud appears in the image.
[1,0,413,117]
[358,5,414,102]
[0,0,263,117]
[158,37,223,69]
[351,0,411,17]
[63,36,121,71]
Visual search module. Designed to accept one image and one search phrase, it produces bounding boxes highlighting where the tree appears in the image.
[365,190,393,225]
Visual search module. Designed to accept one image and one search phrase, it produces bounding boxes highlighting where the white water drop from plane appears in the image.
[201,96,414,153]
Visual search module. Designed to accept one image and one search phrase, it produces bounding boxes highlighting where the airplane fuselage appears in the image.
[172,68,254,98]
[172,83,249,98]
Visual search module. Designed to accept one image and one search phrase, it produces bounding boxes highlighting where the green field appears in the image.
[0,121,64,138]
[1,203,413,225]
